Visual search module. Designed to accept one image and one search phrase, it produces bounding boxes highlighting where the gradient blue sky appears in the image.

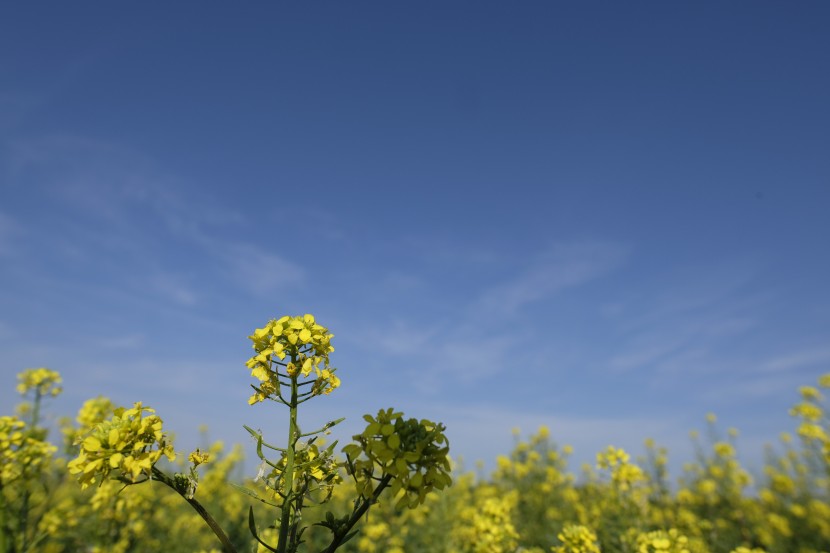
[2,2,829,476]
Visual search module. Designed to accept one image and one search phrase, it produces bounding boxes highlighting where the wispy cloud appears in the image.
[364,319,437,356]
[759,347,830,373]
[211,242,304,296]
[473,241,629,318]
[96,333,145,350]
[601,258,766,381]
[355,241,629,389]
[3,134,305,301]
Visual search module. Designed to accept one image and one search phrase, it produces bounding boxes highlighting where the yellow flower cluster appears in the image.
[451,489,519,553]
[62,395,117,445]
[790,380,830,463]
[75,396,117,430]
[596,445,646,492]
[16,367,63,397]
[0,415,57,483]
[356,519,405,553]
[188,448,210,466]
[343,408,452,508]
[625,528,692,553]
[68,402,176,489]
[245,314,338,404]
[552,524,601,553]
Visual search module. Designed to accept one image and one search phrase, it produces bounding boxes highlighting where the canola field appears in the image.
[3,364,830,553]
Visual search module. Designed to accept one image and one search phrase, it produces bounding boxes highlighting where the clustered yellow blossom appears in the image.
[596,445,646,492]
[75,396,117,430]
[16,367,63,397]
[0,414,57,483]
[188,448,210,466]
[552,524,601,553]
[786,377,830,469]
[68,402,175,489]
[355,519,405,553]
[625,528,691,553]
[452,489,519,553]
[343,408,452,508]
[245,314,338,405]
[62,395,117,445]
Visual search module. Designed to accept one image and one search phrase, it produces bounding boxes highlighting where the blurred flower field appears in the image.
[2,367,829,553]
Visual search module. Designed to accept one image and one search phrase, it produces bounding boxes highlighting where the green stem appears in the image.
[276,366,299,553]
[321,474,393,553]
[17,391,41,553]
[0,482,8,553]
[152,468,239,553]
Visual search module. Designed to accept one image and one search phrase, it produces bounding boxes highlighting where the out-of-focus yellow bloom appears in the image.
[75,396,116,430]
[799,385,822,401]
[790,402,823,422]
[552,524,601,553]
[797,422,828,441]
[597,445,645,492]
[451,490,519,553]
[713,442,735,458]
[625,528,691,553]
[16,367,62,397]
[0,415,57,483]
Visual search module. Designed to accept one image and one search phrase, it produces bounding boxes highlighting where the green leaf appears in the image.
[230,483,282,508]
[248,506,278,552]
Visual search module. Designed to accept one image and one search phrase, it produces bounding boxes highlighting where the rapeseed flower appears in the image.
[68,402,175,489]
[16,367,62,397]
[552,524,601,553]
[245,314,338,404]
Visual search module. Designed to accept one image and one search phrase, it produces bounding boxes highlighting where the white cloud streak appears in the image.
[473,242,629,318]
[3,134,304,301]
[760,347,830,373]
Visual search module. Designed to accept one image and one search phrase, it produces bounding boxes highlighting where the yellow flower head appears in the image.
[0,415,57,484]
[626,528,690,553]
[16,367,62,397]
[245,314,338,404]
[68,402,176,489]
[553,524,601,553]
[188,448,210,466]
[75,396,117,430]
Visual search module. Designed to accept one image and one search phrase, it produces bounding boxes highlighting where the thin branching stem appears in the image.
[151,467,239,553]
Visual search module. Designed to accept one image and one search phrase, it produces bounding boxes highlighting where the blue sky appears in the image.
[1,2,829,477]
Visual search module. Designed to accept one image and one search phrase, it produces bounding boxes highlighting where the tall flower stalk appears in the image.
[68,313,451,553]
